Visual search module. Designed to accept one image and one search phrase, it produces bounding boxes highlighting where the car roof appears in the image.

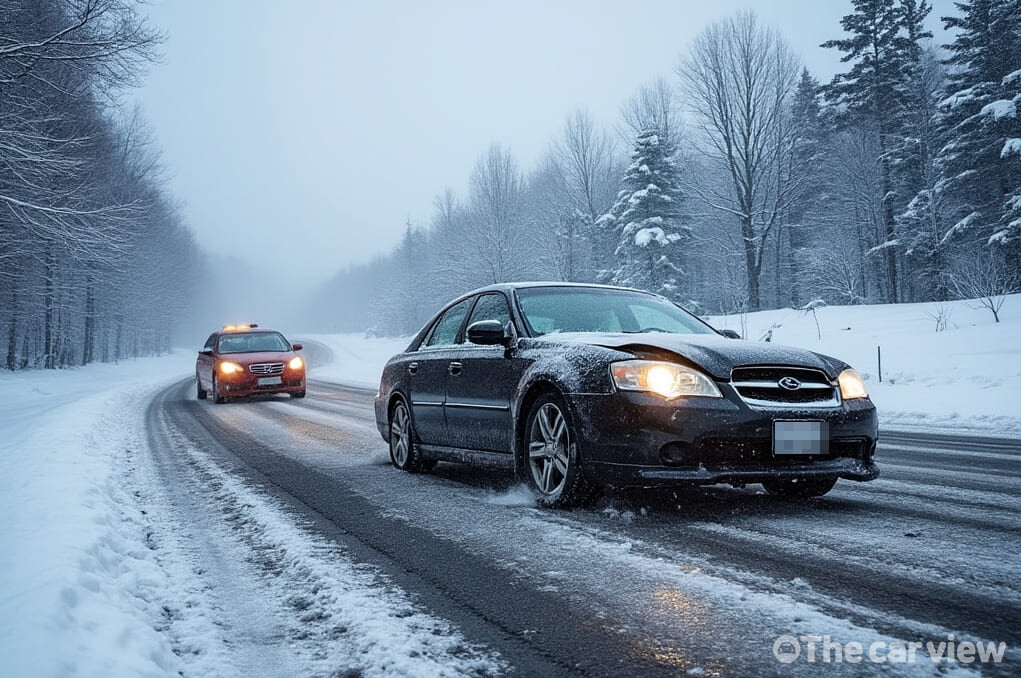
[216,327,280,335]
[462,281,651,297]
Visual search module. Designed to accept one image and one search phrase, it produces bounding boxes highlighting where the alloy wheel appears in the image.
[528,402,570,495]
[390,401,411,467]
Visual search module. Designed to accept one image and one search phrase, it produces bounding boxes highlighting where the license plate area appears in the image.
[257,376,282,387]
[773,420,829,456]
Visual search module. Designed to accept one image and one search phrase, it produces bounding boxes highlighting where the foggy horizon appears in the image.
[135,0,955,290]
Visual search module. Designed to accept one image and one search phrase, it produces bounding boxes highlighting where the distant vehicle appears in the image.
[374,283,879,507]
[196,325,306,403]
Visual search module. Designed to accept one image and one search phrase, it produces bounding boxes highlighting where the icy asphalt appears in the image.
[141,345,1020,677]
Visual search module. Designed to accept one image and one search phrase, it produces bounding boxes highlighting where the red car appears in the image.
[196,325,306,403]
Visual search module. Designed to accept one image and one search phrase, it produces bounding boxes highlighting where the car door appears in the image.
[444,293,523,453]
[197,333,217,390]
[407,297,472,446]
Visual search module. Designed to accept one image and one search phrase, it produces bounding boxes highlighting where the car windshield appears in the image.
[516,287,716,336]
[217,332,291,354]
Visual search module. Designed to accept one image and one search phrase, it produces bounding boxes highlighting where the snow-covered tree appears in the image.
[822,0,935,302]
[597,128,690,300]
[909,0,1021,278]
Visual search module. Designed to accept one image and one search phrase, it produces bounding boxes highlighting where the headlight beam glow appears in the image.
[610,360,722,399]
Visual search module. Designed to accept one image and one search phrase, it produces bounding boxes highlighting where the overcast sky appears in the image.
[136,0,954,287]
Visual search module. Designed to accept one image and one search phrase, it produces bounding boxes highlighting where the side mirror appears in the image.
[292,343,303,351]
[467,320,510,346]
[718,329,741,339]
[199,348,213,356]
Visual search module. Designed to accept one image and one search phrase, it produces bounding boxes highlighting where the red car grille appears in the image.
[249,362,284,375]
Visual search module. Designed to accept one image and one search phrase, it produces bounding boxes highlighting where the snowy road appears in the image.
[140,364,1021,677]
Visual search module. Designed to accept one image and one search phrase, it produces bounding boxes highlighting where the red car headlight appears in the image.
[219,361,243,375]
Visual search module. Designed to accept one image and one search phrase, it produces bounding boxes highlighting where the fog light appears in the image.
[660,442,697,467]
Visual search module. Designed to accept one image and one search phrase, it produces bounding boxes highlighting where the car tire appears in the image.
[290,389,306,399]
[196,377,207,400]
[389,399,431,473]
[523,392,598,508]
[212,373,226,404]
[762,477,837,498]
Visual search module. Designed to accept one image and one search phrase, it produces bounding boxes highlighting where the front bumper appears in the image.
[569,386,879,488]
[219,371,305,397]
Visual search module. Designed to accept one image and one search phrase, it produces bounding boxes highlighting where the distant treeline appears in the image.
[0,0,202,369]
[312,0,1020,336]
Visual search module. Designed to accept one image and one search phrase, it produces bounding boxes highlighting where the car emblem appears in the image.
[778,376,801,390]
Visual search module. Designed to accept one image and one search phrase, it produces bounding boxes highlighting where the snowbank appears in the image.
[0,350,504,677]
[0,353,195,677]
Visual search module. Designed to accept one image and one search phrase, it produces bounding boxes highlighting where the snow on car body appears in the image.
[374,283,879,507]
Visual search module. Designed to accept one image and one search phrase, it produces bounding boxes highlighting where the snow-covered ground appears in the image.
[0,353,195,676]
[0,352,502,677]
[2,293,1016,676]
[307,294,1021,434]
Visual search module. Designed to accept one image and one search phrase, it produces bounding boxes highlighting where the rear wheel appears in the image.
[196,377,207,400]
[524,392,598,508]
[762,477,837,498]
[389,399,431,472]
[212,373,226,404]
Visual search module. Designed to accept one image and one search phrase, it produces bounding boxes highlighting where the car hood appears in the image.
[218,351,295,364]
[534,332,842,380]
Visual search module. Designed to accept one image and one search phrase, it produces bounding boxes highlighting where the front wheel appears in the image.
[389,399,431,472]
[212,373,226,404]
[290,389,306,399]
[196,377,207,400]
[523,393,598,508]
[762,477,837,498]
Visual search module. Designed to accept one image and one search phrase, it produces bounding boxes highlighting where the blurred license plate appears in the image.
[773,421,829,455]
[257,377,282,387]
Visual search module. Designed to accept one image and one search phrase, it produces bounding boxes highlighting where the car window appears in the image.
[217,332,291,354]
[203,333,217,350]
[423,298,471,348]
[516,287,715,336]
[627,304,700,334]
[466,294,512,333]
[517,290,622,333]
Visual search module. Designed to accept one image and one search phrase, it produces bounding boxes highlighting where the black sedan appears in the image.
[374,283,878,507]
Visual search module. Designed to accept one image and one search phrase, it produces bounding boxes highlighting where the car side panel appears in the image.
[444,345,529,453]
[406,349,455,445]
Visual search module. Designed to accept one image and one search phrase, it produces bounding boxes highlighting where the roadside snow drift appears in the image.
[0,354,503,677]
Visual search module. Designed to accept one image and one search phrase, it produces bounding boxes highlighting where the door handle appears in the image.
[448,361,463,376]
[408,362,418,375]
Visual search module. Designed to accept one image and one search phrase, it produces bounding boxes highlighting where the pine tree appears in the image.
[597,129,690,300]
[822,0,933,302]
[928,0,1021,255]
[787,69,827,307]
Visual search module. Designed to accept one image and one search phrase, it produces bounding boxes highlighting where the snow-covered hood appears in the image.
[535,332,843,380]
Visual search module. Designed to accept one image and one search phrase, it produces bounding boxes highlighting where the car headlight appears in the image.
[219,361,243,375]
[288,356,304,370]
[610,360,721,399]
[838,369,868,399]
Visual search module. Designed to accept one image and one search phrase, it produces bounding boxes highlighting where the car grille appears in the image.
[730,366,839,408]
[249,362,284,375]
